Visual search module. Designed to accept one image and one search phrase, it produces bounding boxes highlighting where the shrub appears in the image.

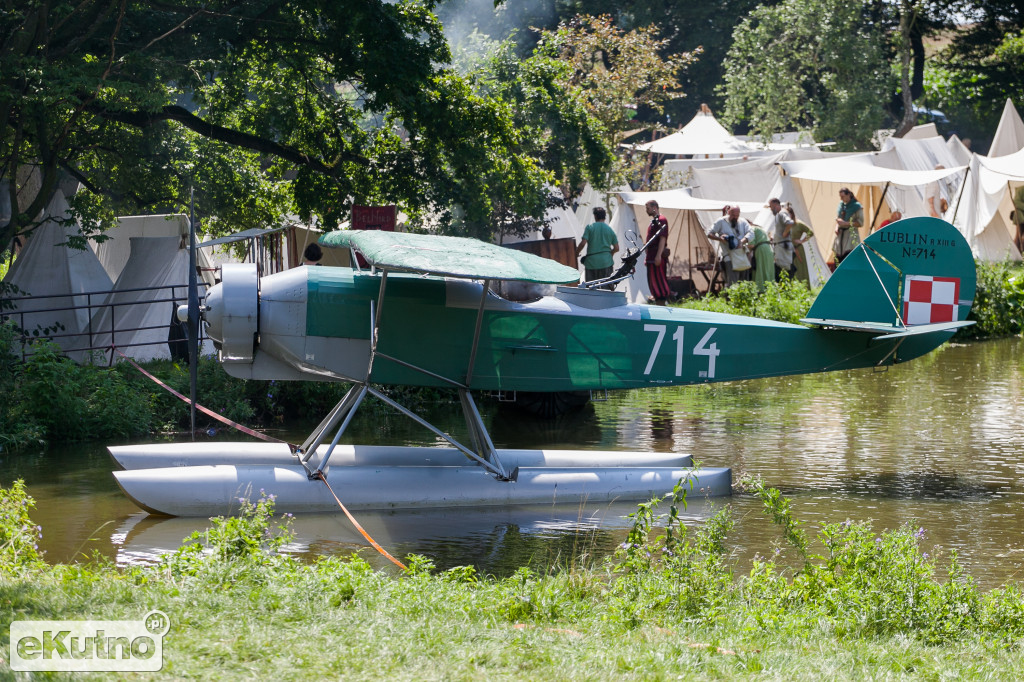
[676,275,817,325]
[162,492,294,577]
[956,260,1024,339]
[14,338,153,443]
[0,480,44,574]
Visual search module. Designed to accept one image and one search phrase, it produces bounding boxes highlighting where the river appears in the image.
[7,337,1024,587]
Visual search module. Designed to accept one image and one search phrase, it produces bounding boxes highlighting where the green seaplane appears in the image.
[111,216,975,516]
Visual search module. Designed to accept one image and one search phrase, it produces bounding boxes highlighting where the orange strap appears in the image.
[316,472,407,570]
[113,346,293,447]
[115,346,406,570]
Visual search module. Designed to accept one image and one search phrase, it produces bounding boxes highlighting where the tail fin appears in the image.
[803,217,976,335]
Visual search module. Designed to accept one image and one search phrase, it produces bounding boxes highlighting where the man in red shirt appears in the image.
[645,200,672,304]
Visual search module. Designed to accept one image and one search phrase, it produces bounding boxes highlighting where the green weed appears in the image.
[676,275,817,325]
[0,480,1023,678]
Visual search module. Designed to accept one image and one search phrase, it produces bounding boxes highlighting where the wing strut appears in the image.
[296,271,510,480]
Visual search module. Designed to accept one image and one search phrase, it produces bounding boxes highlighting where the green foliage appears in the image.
[446,34,612,239]
[162,492,294,577]
[1,1,604,251]
[933,7,1024,146]
[537,15,696,189]
[676,276,817,325]
[0,480,43,573]
[2,335,152,446]
[740,474,808,556]
[956,261,1024,339]
[0,321,42,450]
[720,0,891,150]
[3,478,1024,676]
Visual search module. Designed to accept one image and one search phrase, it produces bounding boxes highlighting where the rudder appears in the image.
[805,217,976,329]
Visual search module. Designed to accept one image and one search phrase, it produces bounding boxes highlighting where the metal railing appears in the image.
[1,283,208,364]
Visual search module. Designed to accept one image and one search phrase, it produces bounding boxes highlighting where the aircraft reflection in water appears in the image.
[110,498,724,574]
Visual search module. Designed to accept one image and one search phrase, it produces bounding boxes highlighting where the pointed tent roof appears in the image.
[91,235,214,362]
[632,112,754,156]
[989,99,1024,157]
[949,151,1023,261]
[947,135,973,166]
[2,190,113,359]
[902,123,940,140]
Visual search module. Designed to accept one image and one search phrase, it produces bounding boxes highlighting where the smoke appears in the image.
[435,0,560,58]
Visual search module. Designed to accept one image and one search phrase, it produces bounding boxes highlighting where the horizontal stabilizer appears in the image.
[800,317,974,340]
[870,320,974,340]
[801,318,904,333]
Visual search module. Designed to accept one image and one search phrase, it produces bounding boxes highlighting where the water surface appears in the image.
[10,337,1024,587]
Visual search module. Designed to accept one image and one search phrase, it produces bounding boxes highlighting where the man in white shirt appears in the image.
[708,205,752,284]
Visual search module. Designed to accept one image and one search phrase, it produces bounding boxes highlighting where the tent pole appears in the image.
[950,165,971,224]
[869,182,890,231]
[687,211,692,286]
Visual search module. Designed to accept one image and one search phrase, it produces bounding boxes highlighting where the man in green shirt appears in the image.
[576,206,619,285]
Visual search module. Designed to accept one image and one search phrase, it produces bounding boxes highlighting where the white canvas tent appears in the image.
[2,190,113,360]
[500,189,582,246]
[663,147,843,190]
[735,131,820,150]
[632,112,754,157]
[949,147,1024,261]
[988,99,1024,158]
[90,236,214,362]
[610,188,763,302]
[882,135,967,223]
[947,135,973,166]
[573,182,632,228]
[688,155,832,288]
[778,155,966,259]
[903,123,940,140]
[93,214,189,281]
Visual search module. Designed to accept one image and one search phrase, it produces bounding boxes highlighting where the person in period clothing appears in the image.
[644,200,672,304]
[744,223,775,292]
[767,197,794,279]
[785,203,814,284]
[708,205,752,285]
[576,206,619,285]
[926,165,949,218]
[833,187,863,265]
[303,243,323,265]
[1012,186,1024,252]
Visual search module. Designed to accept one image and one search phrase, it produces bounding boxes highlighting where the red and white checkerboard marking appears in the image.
[903,275,960,325]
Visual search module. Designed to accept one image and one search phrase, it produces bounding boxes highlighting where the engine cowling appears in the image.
[203,263,258,363]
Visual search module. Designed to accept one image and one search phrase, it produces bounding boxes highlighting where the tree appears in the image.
[447,32,612,239]
[894,0,925,137]
[928,1,1024,147]
[719,0,891,150]
[551,0,773,123]
[535,15,696,188]
[0,0,605,250]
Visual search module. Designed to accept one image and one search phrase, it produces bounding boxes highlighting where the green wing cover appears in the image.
[320,231,581,284]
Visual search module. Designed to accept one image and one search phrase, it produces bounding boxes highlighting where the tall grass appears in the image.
[1,481,1023,679]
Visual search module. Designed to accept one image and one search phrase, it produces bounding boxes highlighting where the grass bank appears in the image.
[1,479,1023,679]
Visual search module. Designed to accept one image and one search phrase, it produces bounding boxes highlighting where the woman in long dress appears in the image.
[786,203,814,283]
[833,187,863,265]
[746,225,775,292]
